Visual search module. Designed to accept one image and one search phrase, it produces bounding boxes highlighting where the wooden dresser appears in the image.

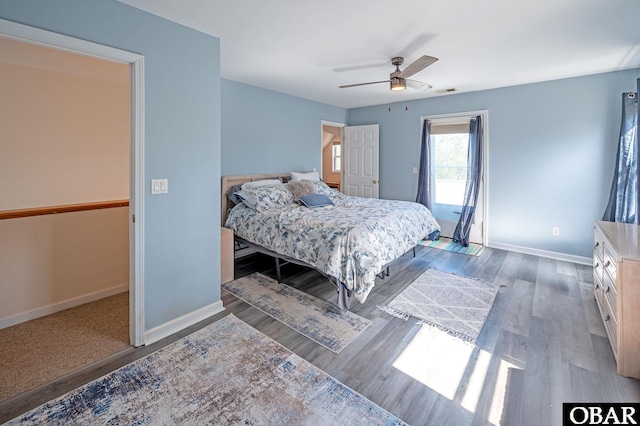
[593,221,640,378]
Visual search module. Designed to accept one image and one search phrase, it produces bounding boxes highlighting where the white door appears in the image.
[343,124,379,198]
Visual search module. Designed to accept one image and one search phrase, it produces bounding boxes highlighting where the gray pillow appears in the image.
[226,184,244,205]
[287,180,317,201]
[298,194,334,208]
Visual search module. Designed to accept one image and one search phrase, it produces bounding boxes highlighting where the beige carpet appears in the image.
[0,292,130,401]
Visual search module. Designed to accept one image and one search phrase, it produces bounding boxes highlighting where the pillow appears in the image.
[286,180,317,200]
[235,185,293,212]
[226,184,244,205]
[298,194,335,208]
[240,179,281,190]
[308,180,334,196]
[290,171,320,182]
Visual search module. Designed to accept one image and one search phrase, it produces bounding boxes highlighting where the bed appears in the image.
[222,173,441,311]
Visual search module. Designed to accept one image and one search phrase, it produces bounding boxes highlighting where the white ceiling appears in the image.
[119,0,640,109]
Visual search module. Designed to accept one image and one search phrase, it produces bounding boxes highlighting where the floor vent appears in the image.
[436,88,457,94]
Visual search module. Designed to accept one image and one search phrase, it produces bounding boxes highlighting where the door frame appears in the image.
[420,110,489,246]
[320,120,345,185]
[0,19,146,346]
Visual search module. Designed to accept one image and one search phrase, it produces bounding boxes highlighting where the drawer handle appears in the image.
[604,314,610,321]
[594,242,600,249]
[604,286,610,293]
[595,262,600,269]
[604,260,611,267]
[595,283,599,290]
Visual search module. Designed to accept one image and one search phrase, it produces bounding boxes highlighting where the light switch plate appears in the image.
[151,178,168,194]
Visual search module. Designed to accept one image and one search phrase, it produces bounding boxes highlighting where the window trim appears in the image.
[419,110,490,246]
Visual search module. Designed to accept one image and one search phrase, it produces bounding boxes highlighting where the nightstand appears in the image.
[221,227,234,283]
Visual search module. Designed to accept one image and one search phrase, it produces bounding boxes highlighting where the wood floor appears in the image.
[2,245,639,425]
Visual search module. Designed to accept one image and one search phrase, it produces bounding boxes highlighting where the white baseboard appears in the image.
[0,283,129,330]
[144,300,225,345]
[488,241,592,265]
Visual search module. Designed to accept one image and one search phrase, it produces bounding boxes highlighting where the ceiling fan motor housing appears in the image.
[391,56,404,67]
[390,57,404,80]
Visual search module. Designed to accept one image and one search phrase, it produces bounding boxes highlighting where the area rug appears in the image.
[419,237,484,256]
[222,272,371,353]
[7,314,405,425]
[378,269,499,344]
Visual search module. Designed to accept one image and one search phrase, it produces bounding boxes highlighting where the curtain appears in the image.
[416,119,432,210]
[453,116,483,246]
[603,87,639,225]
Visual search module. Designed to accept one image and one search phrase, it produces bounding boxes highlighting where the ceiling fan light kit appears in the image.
[390,78,406,91]
[339,55,438,92]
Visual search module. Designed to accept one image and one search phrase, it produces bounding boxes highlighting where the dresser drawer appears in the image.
[601,275,617,321]
[604,298,618,356]
[593,232,605,259]
[595,286,618,355]
[603,246,618,289]
[593,228,605,287]
[593,256,604,289]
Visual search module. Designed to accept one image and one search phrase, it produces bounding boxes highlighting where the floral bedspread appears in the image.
[225,191,440,303]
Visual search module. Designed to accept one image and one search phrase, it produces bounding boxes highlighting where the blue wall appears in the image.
[2,1,637,329]
[349,69,639,258]
[1,1,222,330]
[222,79,348,175]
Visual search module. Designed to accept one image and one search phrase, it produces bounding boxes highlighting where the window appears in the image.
[332,142,341,172]
[430,124,469,206]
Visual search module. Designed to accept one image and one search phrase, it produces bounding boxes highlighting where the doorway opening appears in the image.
[321,121,345,192]
[0,19,145,400]
[421,111,488,245]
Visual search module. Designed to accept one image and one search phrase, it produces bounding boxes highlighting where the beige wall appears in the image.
[0,41,130,210]
[322,126,341,184]
[0,39,130,328]
[0,208,129,326]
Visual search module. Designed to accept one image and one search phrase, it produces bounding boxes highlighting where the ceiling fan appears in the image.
[339,55,438,91]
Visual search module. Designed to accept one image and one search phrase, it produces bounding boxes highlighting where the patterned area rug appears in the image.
[7,315,405,425]
[378,269,499,344]
[222,273,371,353]
[419,237,484,256]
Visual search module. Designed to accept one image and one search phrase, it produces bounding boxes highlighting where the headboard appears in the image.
[221,173,291,225]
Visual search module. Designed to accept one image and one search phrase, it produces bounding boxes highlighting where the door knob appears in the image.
[372,179,378,184]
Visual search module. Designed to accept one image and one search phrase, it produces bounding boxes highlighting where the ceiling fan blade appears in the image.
[339,80,390,89]
[333,61,390,73]
[406,79,433,90]
[397,55,438,79]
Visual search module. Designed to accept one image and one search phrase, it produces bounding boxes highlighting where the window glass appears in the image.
[431,133,469,205]
[332,143,341,172]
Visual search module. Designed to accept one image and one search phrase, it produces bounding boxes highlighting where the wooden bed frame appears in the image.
[221,172,291,225]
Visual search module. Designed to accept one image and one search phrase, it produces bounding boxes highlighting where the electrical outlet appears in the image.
[552,227,560,236]
[413,167,418,174]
